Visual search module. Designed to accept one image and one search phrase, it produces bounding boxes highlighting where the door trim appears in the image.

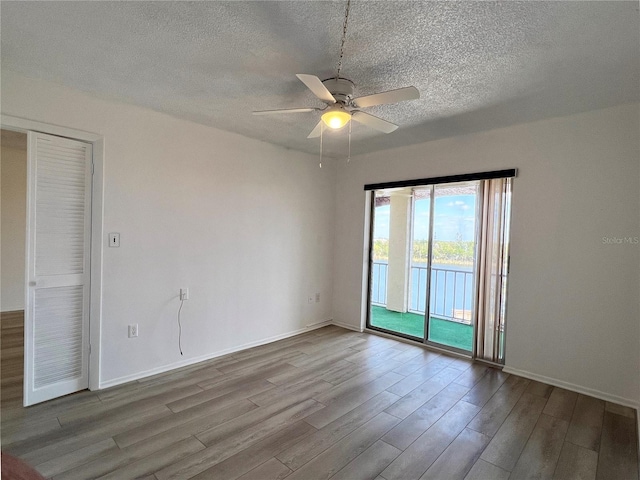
[2,114,104,391]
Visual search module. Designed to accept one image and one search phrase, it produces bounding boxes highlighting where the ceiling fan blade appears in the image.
[296,74,336,104]
[307,121,324,138]
[252,108,317,115]
[351,111,398,134]
[352,86,420,108]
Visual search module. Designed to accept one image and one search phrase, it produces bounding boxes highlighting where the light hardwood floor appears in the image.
[1,315,638,480]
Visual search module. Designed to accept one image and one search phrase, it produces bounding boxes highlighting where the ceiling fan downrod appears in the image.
[335,0,352,80]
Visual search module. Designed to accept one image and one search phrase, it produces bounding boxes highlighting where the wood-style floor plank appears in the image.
[386,359,449,397]
[543,387,578,422]
[381,381,469,450]
[479,392,547,471]
[10,405,173,465]
[596,411,639,480]
[553,441,598,480]
[463,459,510,480]
[313,364,403,406]
[188,421,314,480]
[461,368,510,407]
[284,412,400,480]
[453,364,490,389]
[604,401,636,419]
[167,377,273,413]
[466,374,529,437]
[381,400,481,480]
[1,415,62,445]
[53,429,198,480]
[236,457,292,480]
[249,377,333,406]
[195,398,324,447]
[277,391,400,471]
[524,380,554,399]
[565,394,604,451]
[419,427,490,480]
[36,437,118,478]
[57,383,205,427]
[328,440,401,480]
[99,436,206,480]
[1,324,636,480]
[509,413,569,479]
[304,371,404,429]
[383,367,461,419]
[113,399,258,448]
[391,350,441,376]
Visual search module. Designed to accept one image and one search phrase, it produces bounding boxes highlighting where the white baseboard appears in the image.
[331,320,363,332]
[502,366,639,410]
[99,320,332,389]
[305,320,333,329]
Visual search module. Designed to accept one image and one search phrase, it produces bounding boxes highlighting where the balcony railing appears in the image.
[372,261,474,324]
[410,264,474,323]
[371,261,388,306]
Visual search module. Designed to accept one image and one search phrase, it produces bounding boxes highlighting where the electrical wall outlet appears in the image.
[180,288,189,300]
[315,293,320,303]
[128,324,138,338]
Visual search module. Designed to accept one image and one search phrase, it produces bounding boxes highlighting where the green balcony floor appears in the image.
[370,305,473,351]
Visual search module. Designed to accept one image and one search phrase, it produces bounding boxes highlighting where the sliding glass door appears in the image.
[370,188,425,339]
[422,182,478,352]
[367,174,513,363]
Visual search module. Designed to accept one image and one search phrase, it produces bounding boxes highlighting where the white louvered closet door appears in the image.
[24,132,92,406]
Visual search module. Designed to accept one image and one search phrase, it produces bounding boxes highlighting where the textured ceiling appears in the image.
[2,1,639,158]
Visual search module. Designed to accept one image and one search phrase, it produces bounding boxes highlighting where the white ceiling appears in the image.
[2,1,638,158]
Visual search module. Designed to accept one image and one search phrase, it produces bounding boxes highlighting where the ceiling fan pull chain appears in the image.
[336,0,352,79]
[347,119,352,163]
[319,122,324,168]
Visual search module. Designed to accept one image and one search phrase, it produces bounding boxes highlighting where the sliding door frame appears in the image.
[421,185,435,348]
[364,169,516,359]
[365,190,424,343]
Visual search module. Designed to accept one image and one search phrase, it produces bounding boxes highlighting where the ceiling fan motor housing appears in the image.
[322,77,355,105]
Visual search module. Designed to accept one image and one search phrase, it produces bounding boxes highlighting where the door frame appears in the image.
[2,114,104,392]
[364,183,478,356]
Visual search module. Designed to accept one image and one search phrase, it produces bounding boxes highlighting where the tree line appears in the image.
[373,239,474,265]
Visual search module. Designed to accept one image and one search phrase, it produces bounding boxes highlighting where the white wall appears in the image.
[1,144,27,312]
[3,70,638,407]
[1,71,336,386]
[333,103,640,407]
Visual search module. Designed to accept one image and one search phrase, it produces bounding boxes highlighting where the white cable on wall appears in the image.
[177,298,184,356]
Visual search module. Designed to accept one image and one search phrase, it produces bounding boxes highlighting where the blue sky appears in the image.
[374,195,476,241]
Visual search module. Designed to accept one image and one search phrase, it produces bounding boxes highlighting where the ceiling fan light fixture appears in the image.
[321,106,351,129]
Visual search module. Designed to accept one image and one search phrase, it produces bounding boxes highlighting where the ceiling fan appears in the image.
[252,0,420,139]
[253,75,419,138]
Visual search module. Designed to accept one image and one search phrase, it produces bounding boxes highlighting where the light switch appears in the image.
[109,233,120,247]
